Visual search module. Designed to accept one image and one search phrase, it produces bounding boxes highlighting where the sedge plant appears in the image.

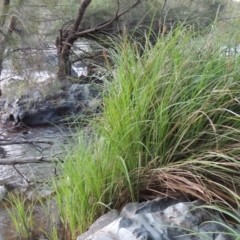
[53,22,240,237]
[5,193,34,240]
[99,25,240,204]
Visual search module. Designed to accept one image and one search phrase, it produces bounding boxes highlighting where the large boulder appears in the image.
[77,197,240,240]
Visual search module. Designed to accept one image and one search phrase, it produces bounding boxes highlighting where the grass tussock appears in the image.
[54,24,240,236]
[5,194,34,240]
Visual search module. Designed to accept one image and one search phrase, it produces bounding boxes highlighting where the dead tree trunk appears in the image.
[56,0,142,78]
[57,0,92,76]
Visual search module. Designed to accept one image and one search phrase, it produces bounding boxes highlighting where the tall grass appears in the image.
[5,194,34,240]
[54,24,240,237]
[100,26,240,203]
[53,134,119,238]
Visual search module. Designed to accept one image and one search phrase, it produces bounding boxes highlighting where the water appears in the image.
[0,42,88,185]
[0,124,71,183]
[0,123,73,240]
[0,41,92,239]
[0,42,89,92]
[0,198,63,240]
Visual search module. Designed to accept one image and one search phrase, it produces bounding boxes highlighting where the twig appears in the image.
[13,164,30,184]
[72,0,142,38]
[162,0,167,12]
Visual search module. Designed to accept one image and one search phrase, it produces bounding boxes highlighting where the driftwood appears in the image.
[0,153,64,184]
[0,149,65,165]
[0,140,53,145]
[0,156,53,165]
[0,156,53,185]
[0,135,64,184]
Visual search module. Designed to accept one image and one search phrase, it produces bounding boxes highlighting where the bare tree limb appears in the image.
[0,156,54,165]
[13,164,30,184]
[0,150,65,166]
[58,0,92,75]
[7,15,18,33]
[0,140,53,146]
[58,0,142,76]
[73,0,142,38]
[162,0,167,12]
[0,0,10,27]
[70,0,92,35]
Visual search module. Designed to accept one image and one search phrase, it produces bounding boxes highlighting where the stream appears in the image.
[0,124,71,191]
[0,43,88,239]
[0,123,74,240]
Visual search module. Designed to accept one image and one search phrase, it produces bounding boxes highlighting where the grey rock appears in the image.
[77,197,240,240]
[77,211,119,240]
[121,195,189,218]
[69,83,90,102]
[1,82,101,126]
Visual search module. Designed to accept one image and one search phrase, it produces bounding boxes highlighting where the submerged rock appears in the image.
[77,197,240,240]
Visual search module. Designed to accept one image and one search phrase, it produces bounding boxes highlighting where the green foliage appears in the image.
[100,26,240,205]
[1,0,239,239]
[4,191,61,240]
[53,22,240,237]
[5,194,34,240]
[53,133,116,238]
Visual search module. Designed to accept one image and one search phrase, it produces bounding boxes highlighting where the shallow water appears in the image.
[0,42,91,239]
[0,197,63,240]
[0,124,73,239]
[0,124,70,184]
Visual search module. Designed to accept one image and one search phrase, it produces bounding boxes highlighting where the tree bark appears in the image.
[58,0,92,76]
[57,0,142,77]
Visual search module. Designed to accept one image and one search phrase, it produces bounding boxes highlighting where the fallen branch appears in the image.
[0,156,54,165]
[0,151,65,185]
[0,140,53,145]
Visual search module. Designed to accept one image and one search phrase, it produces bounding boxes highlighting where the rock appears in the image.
[77,211,119,240]
[69,83,89,102]
[0,81,101,126]
[77,197,240,240]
